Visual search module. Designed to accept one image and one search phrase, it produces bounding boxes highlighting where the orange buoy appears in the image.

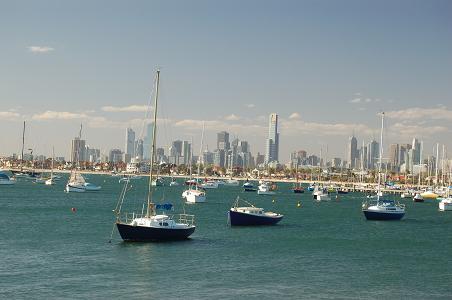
[71,207,77,212]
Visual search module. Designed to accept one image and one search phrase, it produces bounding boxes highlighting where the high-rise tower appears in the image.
[265,113,279,164]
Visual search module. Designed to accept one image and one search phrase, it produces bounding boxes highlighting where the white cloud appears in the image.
[349,98,362,103]
[289,112,301,119]
[281,118,373,137]
[385,107,452,121]
[101,105,150,112]
[32,111,88,120]
[245,104,255,108]
[0,111,21,120]
[225,114,240,121]
[389,122,449,137]
[28,46,54,53]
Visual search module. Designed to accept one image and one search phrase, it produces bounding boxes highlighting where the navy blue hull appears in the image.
[229,210,283,226]
[363,210,405,220]
[116,223,195,242]
[244,188,257,192]
[293,189,304,194]
[338,191,349,194]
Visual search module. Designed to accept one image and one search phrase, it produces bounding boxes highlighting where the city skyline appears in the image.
[1,1,451,160]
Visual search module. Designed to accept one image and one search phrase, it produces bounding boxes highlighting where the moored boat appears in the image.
[228,197,283,226]
[362,112,405,221]
[113,69,195,242]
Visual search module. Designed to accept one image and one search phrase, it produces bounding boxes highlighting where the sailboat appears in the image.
[182,123,206,203]
[65,125,101,192]
[45,147,56,185]
[439,164,452,211]
[362,112,405,220]
[292,164,304,193]
[114,70,195,241]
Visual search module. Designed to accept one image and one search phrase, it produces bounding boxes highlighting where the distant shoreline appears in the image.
[4,168,431,193]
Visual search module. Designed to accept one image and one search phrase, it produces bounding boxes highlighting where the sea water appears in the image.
[1,175,451,299]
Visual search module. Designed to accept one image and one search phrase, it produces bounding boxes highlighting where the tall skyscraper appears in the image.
[367,140,379,169]
[412,138,421,164]
[265,113,279,164]
[182,141,191,165]
[348,135,358,169]
[134,139,144,160]
[125,128,135,163]
[70,137,86,163]
[389,143,400,169]
[217,131,230,151]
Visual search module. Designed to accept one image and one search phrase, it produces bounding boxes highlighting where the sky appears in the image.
[1,0,451,162]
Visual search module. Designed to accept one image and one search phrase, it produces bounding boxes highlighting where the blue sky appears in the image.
[1,0,451,161]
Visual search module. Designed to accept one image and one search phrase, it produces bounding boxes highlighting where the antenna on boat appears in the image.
[376,112,384,201]
[146,69,160,218]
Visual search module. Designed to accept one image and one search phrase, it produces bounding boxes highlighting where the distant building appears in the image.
[412,138,421,164]
[109,149,123,164]
[143,122,154,160]
[367,140,379,170]
[202,149,214,165]
[265,113,279,164]
[347,135,358,169]
[135,139,144,160]
[125,128,135,162]
[71,137,86,163]
[389,144,400,170]
[217,131,230,151]
[213,149,225,168]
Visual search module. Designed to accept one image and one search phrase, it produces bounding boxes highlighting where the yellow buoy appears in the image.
[297,201,301,208]
[272,199,275,203]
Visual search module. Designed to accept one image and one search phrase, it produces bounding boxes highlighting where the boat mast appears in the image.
[20,121,25,172]
[51,146,54,180]
[196,122,205,191]
[376,112,384,201]
[146,69,160,218]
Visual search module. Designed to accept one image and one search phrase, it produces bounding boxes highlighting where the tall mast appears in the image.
[377,112,384,201]
[146,69,160,217]
[196,122,205,191]
[418,141,423,189]
[20,121,25,172]
[435,143,439,186]
[51,146,54,179]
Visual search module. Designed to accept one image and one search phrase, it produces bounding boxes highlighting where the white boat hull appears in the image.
[439,199,452,211]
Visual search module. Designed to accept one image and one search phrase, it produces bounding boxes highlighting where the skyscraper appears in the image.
[265,113,279,164]
[125,128,135,163]
[70,137,86,163]
[348,135,358,169]
[217,131,230,151]
[412,138,421,164]
[389,143,400,169]
[367,140,379,170]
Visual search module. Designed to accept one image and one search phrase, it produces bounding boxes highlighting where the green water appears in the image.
[1,175,451,299]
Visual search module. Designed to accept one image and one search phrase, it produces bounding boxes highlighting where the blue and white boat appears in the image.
[228,197,283,226]
[362,112,405,221]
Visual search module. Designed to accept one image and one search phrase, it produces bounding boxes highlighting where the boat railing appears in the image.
[178,214,195,226]
[118,212,195,226]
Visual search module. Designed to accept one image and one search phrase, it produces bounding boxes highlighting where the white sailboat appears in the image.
[45,147,56,185]
[66,125,101,192]
[439,163,452,211]
[113,69,196,241]
[183,123,206,203]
